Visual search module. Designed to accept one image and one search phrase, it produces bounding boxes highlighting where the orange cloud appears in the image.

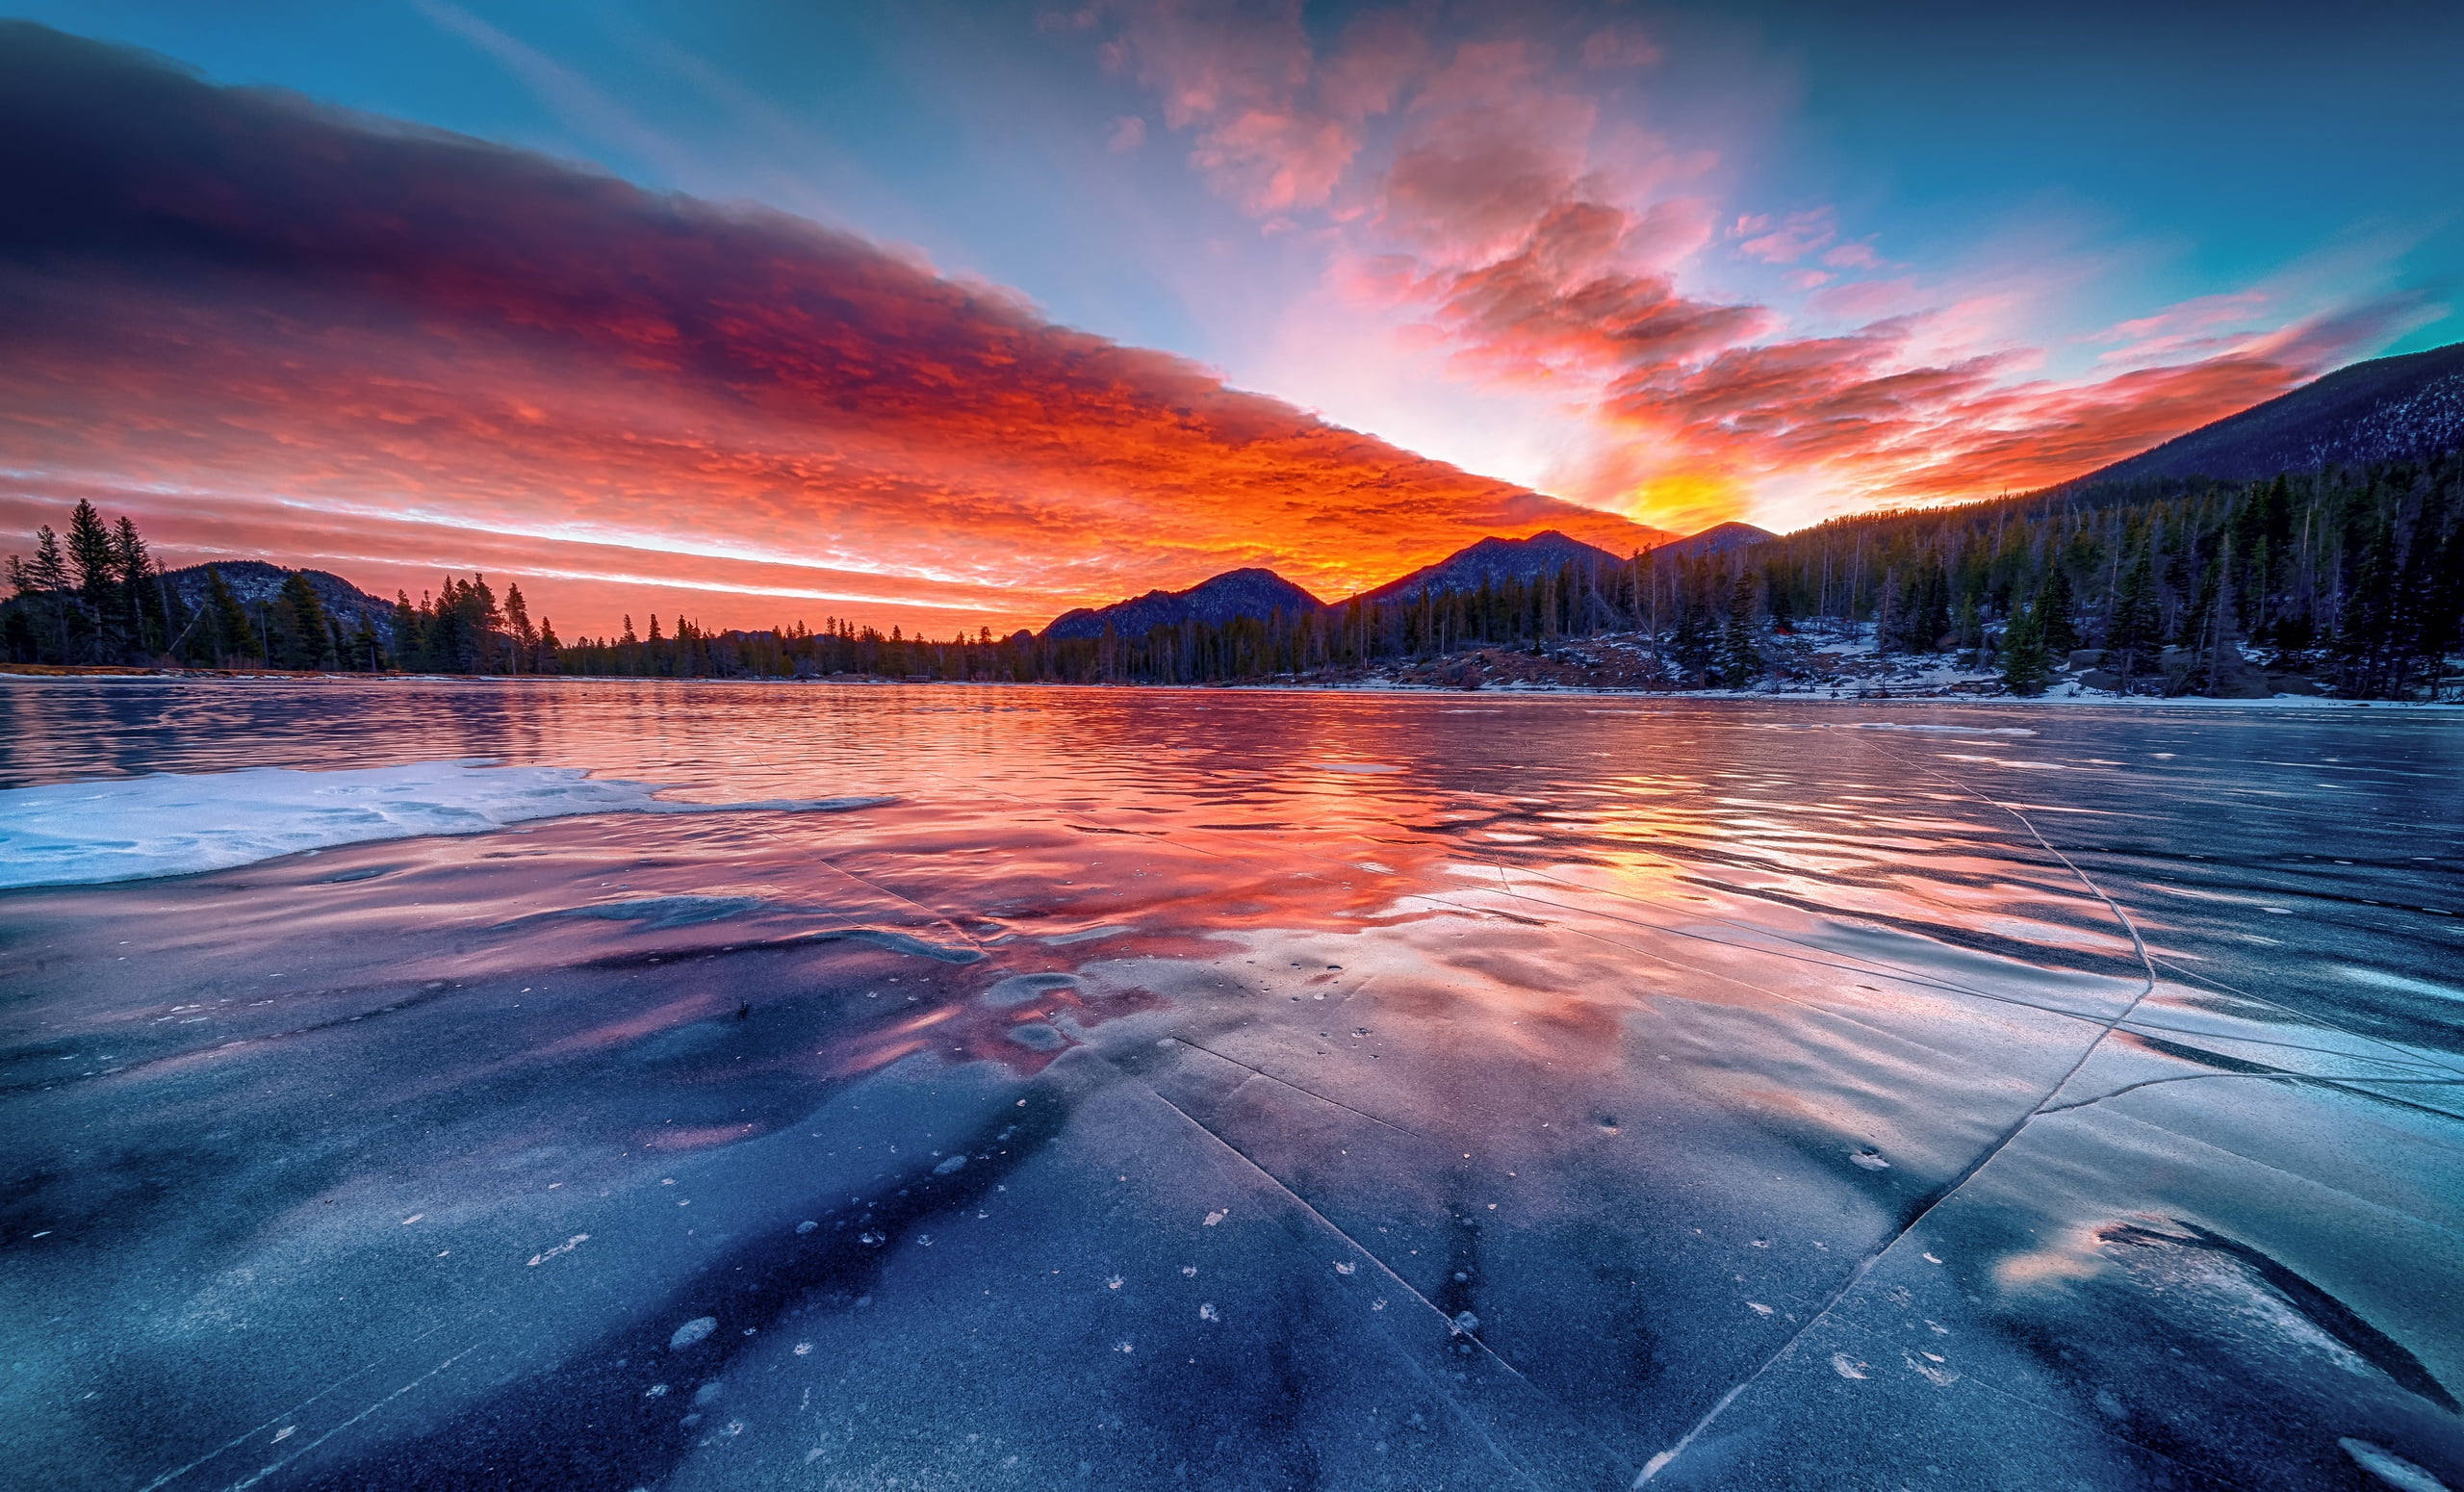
[1088,3,2433,530]
[0,22,1666,636]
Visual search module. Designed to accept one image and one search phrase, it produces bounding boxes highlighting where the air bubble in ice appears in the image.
[1830,1353,1869,1379]
[1850,1148,1889,1170]
[1450,1311,1479,1334]
[796,1221,817,1234]
[933,1154,968,1175]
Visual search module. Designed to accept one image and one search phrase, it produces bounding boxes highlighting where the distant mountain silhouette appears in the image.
[1651,521,1775,558]
[161,561,398,640]
[1354,529,1626,605]
[2091,339,2464,483]
[1042,567,1325,640]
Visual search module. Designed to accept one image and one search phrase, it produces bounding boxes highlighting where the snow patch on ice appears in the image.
[2341,1439,2451,1492]
[0,759,896,887]
[669,1317,718,1350]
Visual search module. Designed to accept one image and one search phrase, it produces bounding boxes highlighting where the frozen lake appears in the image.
[2,681,2459,1491]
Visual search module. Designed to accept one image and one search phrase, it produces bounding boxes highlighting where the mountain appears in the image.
[1651,521,1775,558]
[1354,530,1626,605]
[161,561,398,641]
[2091,339,2464,484]
[1042,567,1325,640]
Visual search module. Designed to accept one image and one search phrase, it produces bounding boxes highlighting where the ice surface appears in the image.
[0,759,893,887]
[0,681,2456,1491]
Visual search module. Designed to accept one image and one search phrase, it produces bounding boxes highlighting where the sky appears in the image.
[1,2,2456,637]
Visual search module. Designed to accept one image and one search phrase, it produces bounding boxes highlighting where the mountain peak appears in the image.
[1651,522,1776,558]
[1355,530,1628,605]
[1041,568,1324,640]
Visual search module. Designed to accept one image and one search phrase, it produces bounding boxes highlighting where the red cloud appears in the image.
[0,22,1666,635]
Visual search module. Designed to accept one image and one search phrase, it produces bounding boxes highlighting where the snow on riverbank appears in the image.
[0,759,893,888]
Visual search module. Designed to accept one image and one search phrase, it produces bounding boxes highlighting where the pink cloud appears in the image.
[1095,1,1432,215]
[2086,288,2269,363]
[1736,207,1835,265]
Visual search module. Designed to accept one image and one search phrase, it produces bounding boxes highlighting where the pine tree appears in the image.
[272,572,336,669]
[1915,562,1953,651]
[2333,512,2402,697]
[8,526,72,662]
[2106,551,2163,687]
[1668,603,1713,683]
[502,582,536,673]
[2000,604,2049,696]
[65,501,116,660]
[65,502,114,595]
[111,516,159,656]
[1719,570,1762,685]
[349,615,383,671]
[17,527,68,594]
[203,567,255,665]
[2036,566,2080,656]
[390,592,423,668]
[1952,591,1982,666]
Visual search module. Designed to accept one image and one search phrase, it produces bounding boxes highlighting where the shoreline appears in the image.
[6,662,2459,711]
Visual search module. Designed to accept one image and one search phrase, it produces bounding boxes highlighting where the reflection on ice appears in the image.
[0,682,2457,1491]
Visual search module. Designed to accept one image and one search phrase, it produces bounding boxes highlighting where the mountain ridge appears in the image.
[1354,529,1629,606]
[2086,339,2464,484]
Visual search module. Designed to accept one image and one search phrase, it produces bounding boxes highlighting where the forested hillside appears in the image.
[12,451,2460,699]
[553,451,2462,700]
[2,501,559,673]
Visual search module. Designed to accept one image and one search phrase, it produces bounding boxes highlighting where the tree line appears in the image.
[10,450,2459,698]
[3,502,558,673]
[559,452,2464,701]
